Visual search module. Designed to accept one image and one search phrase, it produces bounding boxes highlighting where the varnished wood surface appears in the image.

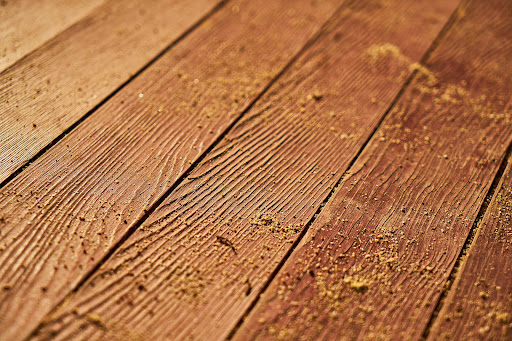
[1,0,512,340]
[29,0,461,340]
[0,0,104,73]
[235,0,512,339]
[0,0,341,339]
[0,0,220,184]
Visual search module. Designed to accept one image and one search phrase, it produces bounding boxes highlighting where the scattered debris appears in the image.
[217,236,237,255]
[343,276,369,293]
[478,325,490,335]
[85,313,107,329]
[307,90,323,101]
[251,212,281,233]
[497,312,509,324]
[478,291,489,300]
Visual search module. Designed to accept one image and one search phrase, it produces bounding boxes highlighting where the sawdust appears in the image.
[366,43,438,86]
[251,212,300,234]
[343,276,370,293]
[366,43,406,67]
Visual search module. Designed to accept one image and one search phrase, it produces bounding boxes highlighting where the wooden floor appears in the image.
[1,0,511,340]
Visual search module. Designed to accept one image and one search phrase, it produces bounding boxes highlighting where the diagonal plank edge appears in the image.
[0,0,342,339]
[0,0,104,73]
[427,146,512,337]
[30,0,461,340]
[234,0,512,339]
[0,0,223,185]
[420,137,512,339]
[228,4,467,337]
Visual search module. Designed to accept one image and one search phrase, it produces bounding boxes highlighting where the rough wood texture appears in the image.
[30,1,461,340]
[234,0,512,340]
[0,0,220,184]
[0,0,341,340]
[428,163,512,339]
[0,0,104,73]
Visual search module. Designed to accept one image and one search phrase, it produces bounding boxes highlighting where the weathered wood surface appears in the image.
[234,0,512,340]
[0,0,104,73]
[0,0,221,184]
[428,162,512,339]
[0,0,342,340]
[30,0,461,340]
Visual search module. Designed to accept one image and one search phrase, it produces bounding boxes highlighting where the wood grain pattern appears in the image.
[30,1,461,340]
[0,0,221,184]
[0,0,104,73]
[234,0,512,340]
[428,161,512,339]
[0,0,341,339]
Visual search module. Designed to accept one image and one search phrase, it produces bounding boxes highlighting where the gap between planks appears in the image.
[233,0,512,337]
[33,0,336,322]
[0,0,229,192]
[421,141,512,339]
[23,1,348,339]
[0,0,224,185]
[227,0,465,338]
[0,0,104,73]
[26,0,464,338]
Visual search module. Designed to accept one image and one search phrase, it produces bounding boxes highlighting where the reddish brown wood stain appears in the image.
[0,0,220,184]
[28,0,461,340]
[2,0,512,340]
[0,0,341,339]
[428,162,512,339]
[235,0,512,340]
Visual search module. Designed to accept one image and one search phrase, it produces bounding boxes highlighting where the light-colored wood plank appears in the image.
[0,0,341,339]
[235,0,512,339]
[30,0,461,340]
[0,0,221,184]
[0,0,104,72]
[428,162,512,339]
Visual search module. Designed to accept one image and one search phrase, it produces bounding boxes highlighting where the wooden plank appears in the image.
[0,0,221,184]
[428,159,512,339]
[233,0,512,340]
[0,0,104,73]
[0,0,342,339]
[29,1,461,340]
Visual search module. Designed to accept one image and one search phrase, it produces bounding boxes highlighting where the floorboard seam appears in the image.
[0,1,105,75]
[24,1,350,338]
[0,0,229,192]
[421,141,512,339]
[20,1,234,339]
[226,0,466,338]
